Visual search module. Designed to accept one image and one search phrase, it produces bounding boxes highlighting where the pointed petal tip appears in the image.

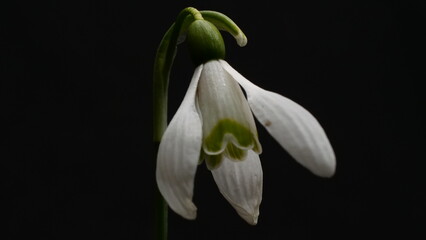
[311,155,336,178]
[236,208,259,225]
[316,167,335,178]
[181,209,197,221]
[172,200,198,220]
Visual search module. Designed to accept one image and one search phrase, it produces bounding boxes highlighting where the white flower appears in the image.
[156,59,336,225]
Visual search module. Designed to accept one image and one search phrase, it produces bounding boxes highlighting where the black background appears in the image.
[2,0,425,239]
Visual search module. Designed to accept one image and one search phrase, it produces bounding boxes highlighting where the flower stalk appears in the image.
[153,7,202,141]
[153,7,205,240]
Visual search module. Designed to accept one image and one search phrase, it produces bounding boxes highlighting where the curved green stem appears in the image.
[153,7,203,141]
[152,7,203,240]
[201,10,247,47]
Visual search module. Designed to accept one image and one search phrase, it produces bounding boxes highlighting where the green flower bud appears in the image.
[186,20,226,65]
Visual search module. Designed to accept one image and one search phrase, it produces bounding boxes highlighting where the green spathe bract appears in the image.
[186,20,226,65]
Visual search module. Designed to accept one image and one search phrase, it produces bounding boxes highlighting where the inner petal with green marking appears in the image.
[203,118,261,157]
[196,60,262,169]
[205,153,223,170]
[204,143,247,170]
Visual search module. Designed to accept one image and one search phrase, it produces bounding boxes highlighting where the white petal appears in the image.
[197,60,261,155]
[211,150,263,225]
[220,60,336,177]
[156,65,203,219]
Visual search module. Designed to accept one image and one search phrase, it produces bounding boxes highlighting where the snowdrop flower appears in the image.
[155,10,335,226]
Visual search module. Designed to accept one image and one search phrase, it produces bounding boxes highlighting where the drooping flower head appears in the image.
[154,7,336,225]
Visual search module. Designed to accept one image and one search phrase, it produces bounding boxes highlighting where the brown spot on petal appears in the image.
[264,120,271,127]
